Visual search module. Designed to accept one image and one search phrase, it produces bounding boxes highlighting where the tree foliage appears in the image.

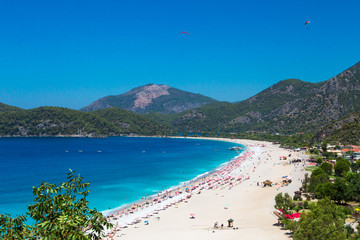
[335,158,351,177]
[274,193,293,214]
[321,142,328,152]
[350,160,360,173]
[0,170,112,240]
[0,107,168,137]
[320,162,333,176]
[293,198,347,240]
[0,214,33,239]
[309,168,329,192]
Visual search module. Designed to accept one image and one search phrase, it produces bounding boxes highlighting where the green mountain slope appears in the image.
[173,61,360,134]
[0,107,167,136]
[81,84,217,114]
[1,60,360,138]
[92,108,168,135]
[0,102,22,112]
[172,79,320,133]
[314,112,360,145]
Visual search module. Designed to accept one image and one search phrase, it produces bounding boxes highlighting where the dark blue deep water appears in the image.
[0,137,241,216]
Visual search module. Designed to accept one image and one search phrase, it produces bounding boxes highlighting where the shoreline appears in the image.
[102,137,307,240]
[102,137,247,217]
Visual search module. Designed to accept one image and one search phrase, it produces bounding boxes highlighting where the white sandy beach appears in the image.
[102,138,307,240]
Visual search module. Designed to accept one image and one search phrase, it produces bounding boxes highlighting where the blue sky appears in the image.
[1,0,360,109]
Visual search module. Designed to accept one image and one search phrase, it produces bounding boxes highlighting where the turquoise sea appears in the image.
[0,137,242,217]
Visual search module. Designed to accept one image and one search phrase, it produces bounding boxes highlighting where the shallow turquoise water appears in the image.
[0,137,242,216]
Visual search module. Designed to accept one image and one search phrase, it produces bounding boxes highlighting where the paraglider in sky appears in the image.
[180,31,190,40]
[304,21,310,30]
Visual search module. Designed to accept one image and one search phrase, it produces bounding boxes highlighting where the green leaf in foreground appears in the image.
[1,170,112,240]
[0,214,33,239]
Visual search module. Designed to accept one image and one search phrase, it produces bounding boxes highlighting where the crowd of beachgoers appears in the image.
[101,139,305,240]
[102,146,261,237]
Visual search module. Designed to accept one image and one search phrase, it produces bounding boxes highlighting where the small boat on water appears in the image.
[229,146,243,151]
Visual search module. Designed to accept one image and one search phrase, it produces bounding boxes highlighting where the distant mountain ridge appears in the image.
[81,84,217,114]
[172,61,360,134]
[0,102,22,112]
[0,106,167,137]
[1,60,360,140]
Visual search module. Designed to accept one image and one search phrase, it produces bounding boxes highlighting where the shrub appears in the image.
[293,206,300,212]
[304,200,309,209]
[0,170,113,239]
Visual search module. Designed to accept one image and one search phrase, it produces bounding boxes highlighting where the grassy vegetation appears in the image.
[305,166,318,172]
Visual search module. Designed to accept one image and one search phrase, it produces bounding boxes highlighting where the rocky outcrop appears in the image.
[81,84,217,114]
[133,85,170,110]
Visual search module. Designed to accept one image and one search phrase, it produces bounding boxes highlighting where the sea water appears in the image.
[0,137,242,217]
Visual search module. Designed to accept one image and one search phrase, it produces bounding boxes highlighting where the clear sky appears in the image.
[1,0,360,109]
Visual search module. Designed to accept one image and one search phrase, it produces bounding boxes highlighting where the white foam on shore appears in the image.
[103,144,261,232]
[103,139,307,240]
[101,144,247,217]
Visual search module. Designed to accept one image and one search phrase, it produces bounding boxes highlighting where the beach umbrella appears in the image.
[227,219,234,227]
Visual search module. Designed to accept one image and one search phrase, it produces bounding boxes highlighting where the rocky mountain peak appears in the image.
[81,84,217,114]
[133,84,170,110]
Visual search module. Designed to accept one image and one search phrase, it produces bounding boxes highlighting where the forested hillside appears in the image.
[314,112,360,145]
[1,61,360,142]
[173,61,360,134]
[0,103,22,113]
[0,106,167,136]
